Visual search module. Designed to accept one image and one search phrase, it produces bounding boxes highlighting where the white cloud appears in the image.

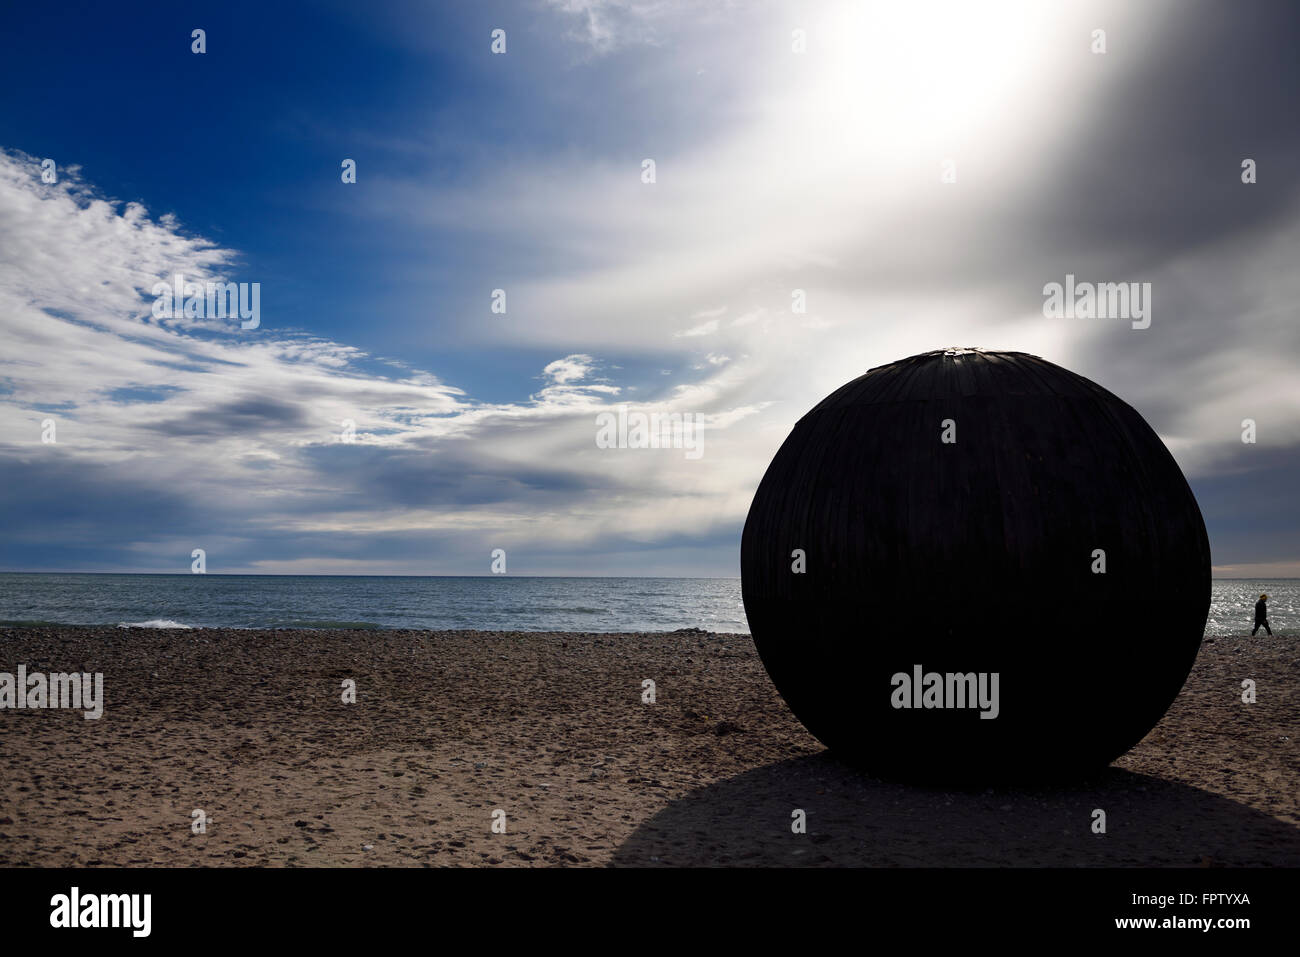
[692,305,728,319]
[541,353,596,384]
[543,0,733,55]
[674,318,719,338]
[0,148,764,573]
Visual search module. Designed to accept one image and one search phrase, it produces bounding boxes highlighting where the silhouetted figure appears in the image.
[1252,594,1271,636]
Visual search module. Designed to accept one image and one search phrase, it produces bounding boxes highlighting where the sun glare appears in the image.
[810,0,1049,158]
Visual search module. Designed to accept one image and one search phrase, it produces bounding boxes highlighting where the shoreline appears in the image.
[0,622,752,634]
[1,626,1296,867]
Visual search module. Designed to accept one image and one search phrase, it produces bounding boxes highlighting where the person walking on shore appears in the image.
[1252,594,1272,636]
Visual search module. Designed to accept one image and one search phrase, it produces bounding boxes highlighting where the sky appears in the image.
[0,0,1297,577]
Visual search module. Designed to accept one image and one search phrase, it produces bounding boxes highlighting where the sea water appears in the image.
[0,573,1292,636]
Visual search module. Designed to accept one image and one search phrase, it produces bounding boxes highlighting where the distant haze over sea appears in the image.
[0,574,1293,636]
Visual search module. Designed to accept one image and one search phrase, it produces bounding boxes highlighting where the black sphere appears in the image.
[740,349,1210,783]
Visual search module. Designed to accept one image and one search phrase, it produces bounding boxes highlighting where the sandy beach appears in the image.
[0,626,1296,867]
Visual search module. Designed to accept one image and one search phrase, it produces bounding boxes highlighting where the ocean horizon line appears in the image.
[0,571,1293,580]
[0,571,745,580]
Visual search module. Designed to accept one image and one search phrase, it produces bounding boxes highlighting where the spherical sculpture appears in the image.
[741,349,1210,783]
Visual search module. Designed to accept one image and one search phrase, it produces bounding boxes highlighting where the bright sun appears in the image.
[809,0,1050,158]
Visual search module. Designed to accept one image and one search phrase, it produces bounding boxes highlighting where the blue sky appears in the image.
[1,0,1298,576]
[2,1,586,399]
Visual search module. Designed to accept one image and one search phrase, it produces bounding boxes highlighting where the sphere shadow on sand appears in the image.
[611,752,1300,867]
